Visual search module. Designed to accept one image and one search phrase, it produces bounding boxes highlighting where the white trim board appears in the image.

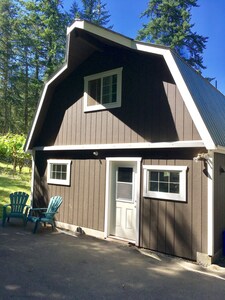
[104,157,142,245]
[33,140,205,151]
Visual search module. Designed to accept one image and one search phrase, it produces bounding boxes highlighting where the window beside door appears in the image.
[143,165,187,202]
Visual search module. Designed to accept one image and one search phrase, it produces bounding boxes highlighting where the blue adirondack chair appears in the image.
[27,196,63,233]
[2,192,30,226]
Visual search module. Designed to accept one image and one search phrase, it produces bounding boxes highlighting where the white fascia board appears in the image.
[133,42,168,56]
[34,140,205,151]
[67,20,132,49]
[25,64,68,152]
[163,51,216,150]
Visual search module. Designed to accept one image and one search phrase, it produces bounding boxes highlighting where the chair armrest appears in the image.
[24,205,31,215]
[3,204,11,208]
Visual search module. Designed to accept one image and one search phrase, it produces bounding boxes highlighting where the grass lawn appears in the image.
[0,161,31,219]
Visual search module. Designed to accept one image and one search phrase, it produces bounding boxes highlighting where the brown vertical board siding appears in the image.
[175,88,184,140]
[93,160,100,230]
[214,153,225,254]
[165,201,175,254]
[118,118,125,144]
[101,111,108,144]
[75,100,82,145]
[73,160,80,224]
[67,162,73,224]
[98,159,106,231]
[38,48,201,148]
[140,156,207,260]
[150,200,158,249]
[78,160,85,225]
[87,160,95,228]
[141,198,151,248]
[174,160,192,258]
[164,160,175,254]
[112,115,119,143]
[95,112,102,144]
[106,113,113,144]
[192,160,202,256]
[157,200,166,253]
[45,158,106,232]
[82,160,90,227]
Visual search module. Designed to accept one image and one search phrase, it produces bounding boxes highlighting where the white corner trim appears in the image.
[163,51,215,150]
[207,152,214,256]
[34,140,205,151]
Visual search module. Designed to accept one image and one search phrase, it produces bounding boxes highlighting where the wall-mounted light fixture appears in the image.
[93,151,99,157]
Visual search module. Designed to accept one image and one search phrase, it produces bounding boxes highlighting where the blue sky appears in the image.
[64,0,225,95]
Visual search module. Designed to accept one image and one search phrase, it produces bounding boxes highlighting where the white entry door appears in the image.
[107,159,141,242]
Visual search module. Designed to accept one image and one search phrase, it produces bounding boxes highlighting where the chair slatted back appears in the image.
[45,196,63,219]
[9,192,29,214]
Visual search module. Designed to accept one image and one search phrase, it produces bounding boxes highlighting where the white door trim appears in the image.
[104,157,142,245]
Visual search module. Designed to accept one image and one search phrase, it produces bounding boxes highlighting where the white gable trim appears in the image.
[25,63,68,152]
[26,20,216,152]
[163,51,215,150]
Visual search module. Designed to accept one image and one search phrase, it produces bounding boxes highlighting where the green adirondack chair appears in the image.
[2,192,30,226]
[27,196,63,233]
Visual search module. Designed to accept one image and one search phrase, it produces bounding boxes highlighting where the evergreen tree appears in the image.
[137,0,208,71]
[69,1,81,22]
[78,0,112,28]
[0,0,18,133]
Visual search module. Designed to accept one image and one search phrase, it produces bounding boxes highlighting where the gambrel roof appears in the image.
[25,20,225,152]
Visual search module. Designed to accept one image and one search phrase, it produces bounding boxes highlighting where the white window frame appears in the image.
[115,167,134,203]
[47,159,71,186]
[84,67,123,112]
[143,165,187,202]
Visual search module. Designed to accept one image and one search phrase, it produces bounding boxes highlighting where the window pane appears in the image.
[50,163,67,180]
[150,171,158,181]
[159,182,169,193]
[149,170,181,194]
[160,171,169,182]
[118,167,133,183]
[150,181,158,191]
[170,172,179,182]
[88,79,101,105]
[102,74,117,104]
[170,183,179,194]
[116,182,133,200]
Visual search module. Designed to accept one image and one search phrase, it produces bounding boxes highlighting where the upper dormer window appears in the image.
[84,67,123,112]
